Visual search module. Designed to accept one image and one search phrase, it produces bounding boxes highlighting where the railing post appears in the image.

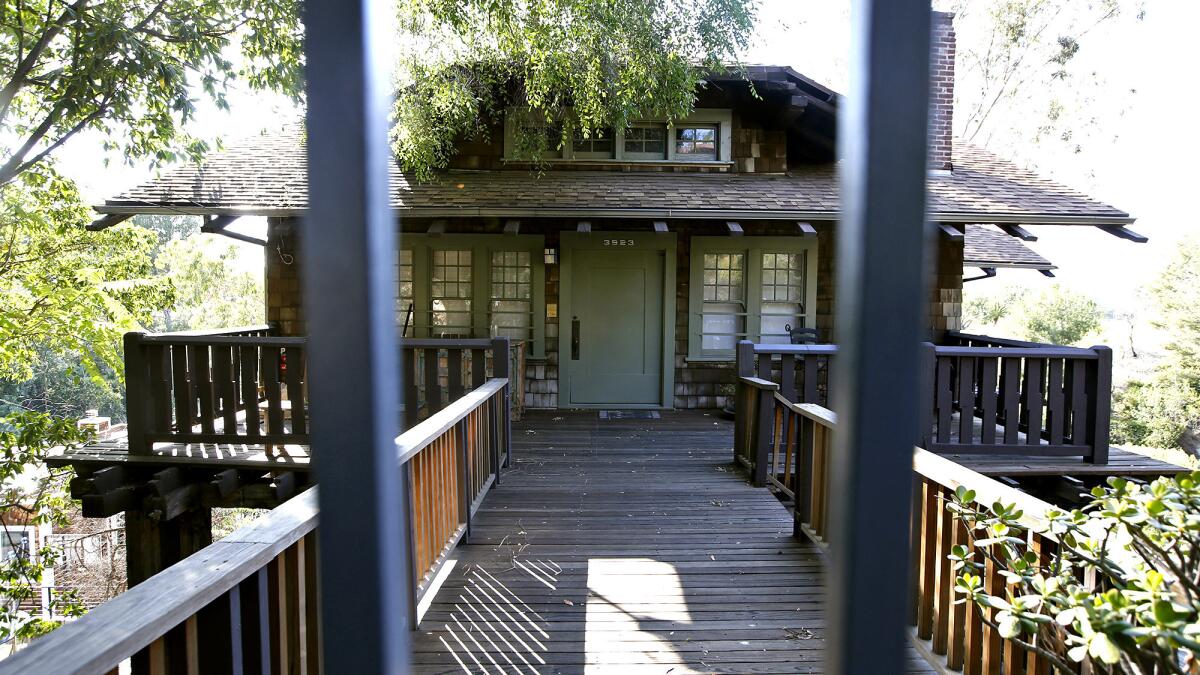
[734,341,754,465]
[1088,346,1112,464]
[490,337,513,468]
[918,343,936,449]
[456,419,471,542]
[753,352,774,488]
[123,331,149,455]
[794,414,813,539]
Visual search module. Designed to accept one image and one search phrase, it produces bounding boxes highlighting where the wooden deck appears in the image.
[410,410,936,674]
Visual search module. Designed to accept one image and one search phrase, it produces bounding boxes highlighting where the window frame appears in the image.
[504,109,733,164]
[673,124,720,162]
[400,234,547,358]
[687,236,819,361]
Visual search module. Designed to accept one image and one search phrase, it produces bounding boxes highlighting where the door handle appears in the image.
[571,317,580,360]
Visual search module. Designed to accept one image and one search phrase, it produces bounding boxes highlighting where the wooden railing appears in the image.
[736,333,1114,464]
[782,400,1065,673]
[922,337,1112,462]
[123,326,511,454]
[4,376,512,674]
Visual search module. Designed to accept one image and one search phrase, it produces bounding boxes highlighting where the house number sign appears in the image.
[602,238,636,247]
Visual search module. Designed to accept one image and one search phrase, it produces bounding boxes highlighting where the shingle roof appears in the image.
[96,127,1132,226]
[963,225,1054,270]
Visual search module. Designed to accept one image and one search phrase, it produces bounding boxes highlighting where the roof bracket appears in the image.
[427,220,446,236]
[797,221,817,238]
[726,221,744,236]
[938,223,964,241]
[963,267,997,283]
[503,220,520,235]
[86,213,133,232]
[1096,225,1148,243]
[653,221,669,233]
[1039,269,1056,278]
[201,215,238,233]
[998,224,1037,241]
[577,221,591,233]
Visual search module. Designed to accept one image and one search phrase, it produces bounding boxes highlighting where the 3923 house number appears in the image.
[602,239,635,247]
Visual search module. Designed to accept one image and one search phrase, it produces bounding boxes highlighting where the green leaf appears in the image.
[1087,634,1121,664]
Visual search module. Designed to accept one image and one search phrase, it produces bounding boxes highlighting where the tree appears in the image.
[1021,284,1102,346]
[949,474,1200,673]
[963,286,1023,331]
[151,235,264,333]
[0,0,302,186]
[391,0,757,181]
[949,0,1144,156]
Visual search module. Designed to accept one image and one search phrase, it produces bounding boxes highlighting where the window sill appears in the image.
[685,355,736,364]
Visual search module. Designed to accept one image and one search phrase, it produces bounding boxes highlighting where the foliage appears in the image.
[0,0,302,186]
[949,474,1200,673]
[151,235,264,333]
[1020,284,1102,346]
[0,168,171,383]
[949,0,1143,154]
[391,0,757,181]
[1113,239,1200,453]
[0,346,123,421]
[0,412,91,640]
[963,287,1022,331]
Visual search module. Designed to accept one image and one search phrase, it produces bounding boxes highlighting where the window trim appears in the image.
[400,234,547,358]
[504,109,733,164]
[687,236,819,361]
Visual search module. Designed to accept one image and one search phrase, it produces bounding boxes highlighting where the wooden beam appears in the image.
[502,219,520,235]
[938,223,964,241]
[652,221,669,233]
[725,221,744,236]
[576,221,591,233]
[427,220,446,236]
[1096,224,1148,243]
[201,215,238,232]
[1039,269,1056,278]
[797,221,818,238]
[998,224,1037,241]
[86,213,133,231]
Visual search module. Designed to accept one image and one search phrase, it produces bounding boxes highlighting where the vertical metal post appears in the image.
[826,2,933,673]
[302,0,410,672]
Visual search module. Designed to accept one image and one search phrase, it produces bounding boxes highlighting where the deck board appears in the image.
[410,410,936,674]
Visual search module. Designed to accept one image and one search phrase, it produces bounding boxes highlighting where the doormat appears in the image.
[598,410,661,420]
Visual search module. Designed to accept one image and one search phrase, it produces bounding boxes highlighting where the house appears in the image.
[9,9,1184,675]
[87,12,1133,412]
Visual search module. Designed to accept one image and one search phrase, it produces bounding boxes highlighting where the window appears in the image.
[675,125,719,161]
[623,124,667,160]
[397,249,414,336]
[398,235,547,357]
[759,252,806,344]
[700,252,746,352]
[688,237,818,359]
[571,128,615,159]
[505,109,731,163]
[431,250,473,337]
[490,251,534,342]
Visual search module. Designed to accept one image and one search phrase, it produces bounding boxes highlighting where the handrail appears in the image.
[931,344,1098,359]
[779,401,1065,672]
[139,324,273,339]
[752,343,839,355]
[1,488,319,675]
[138,334,306,346]
[944,330,1056,349]
[395,378,507,462]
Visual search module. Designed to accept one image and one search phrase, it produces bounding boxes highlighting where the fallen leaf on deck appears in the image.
[563,599,575,606]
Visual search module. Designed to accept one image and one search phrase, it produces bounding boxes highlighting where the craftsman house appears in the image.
[9,10,1175,675]
[85,13,1130,412]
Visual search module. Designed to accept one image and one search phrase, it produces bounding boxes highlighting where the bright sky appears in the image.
[56,1,1198,318]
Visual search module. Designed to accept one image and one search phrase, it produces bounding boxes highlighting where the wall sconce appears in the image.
[544,247,558,265]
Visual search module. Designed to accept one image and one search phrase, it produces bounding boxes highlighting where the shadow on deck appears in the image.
[411,410,935,674]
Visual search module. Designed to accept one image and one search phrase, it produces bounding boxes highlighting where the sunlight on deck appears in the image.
[585,558,698,672]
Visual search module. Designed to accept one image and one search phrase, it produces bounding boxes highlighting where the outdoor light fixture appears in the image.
[544,247,558,264]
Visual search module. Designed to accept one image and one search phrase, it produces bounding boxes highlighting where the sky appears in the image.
[55,0,1198,319]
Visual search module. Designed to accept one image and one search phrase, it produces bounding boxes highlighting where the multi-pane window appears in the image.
[688,238,818,359]
[397,249,415,336]
[519,123,564,158]
[398,236,547,357]
[675,125,719,161]
[700,253,746,352]
[431,250,473,337]
[571,128,615,159]
[760,252,806,344]
[490,251,533,341]
[623,125,667,160]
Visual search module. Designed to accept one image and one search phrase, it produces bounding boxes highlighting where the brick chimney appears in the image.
[929,11,956,172]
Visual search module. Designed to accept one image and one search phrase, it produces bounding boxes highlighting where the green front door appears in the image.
[568,247,665,406]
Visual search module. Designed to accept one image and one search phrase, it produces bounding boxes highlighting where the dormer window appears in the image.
[675,125,719,161]
[504,109,731,164]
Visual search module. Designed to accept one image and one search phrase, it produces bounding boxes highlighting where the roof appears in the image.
[963,225,1054,270]
[96,128,1133,226]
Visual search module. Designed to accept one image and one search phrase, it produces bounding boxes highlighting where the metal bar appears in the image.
[825,2,932,673]
[302,0,411,671]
